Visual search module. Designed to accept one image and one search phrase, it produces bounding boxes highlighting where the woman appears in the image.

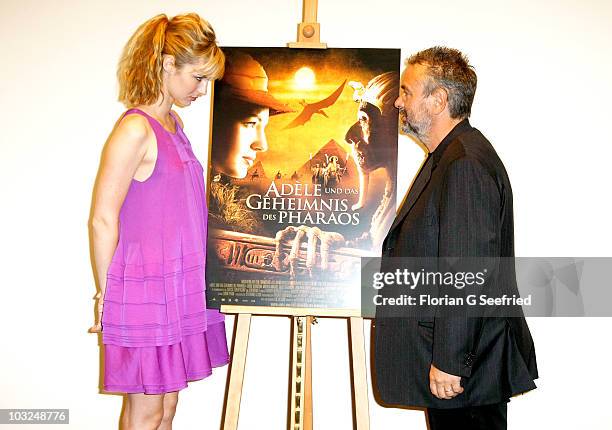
[88,13,228,429]
[208,51,292,231]
[210,51,293,179]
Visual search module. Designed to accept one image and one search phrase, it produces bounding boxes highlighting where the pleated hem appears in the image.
[102,322,229,395]
[102,359,229,395]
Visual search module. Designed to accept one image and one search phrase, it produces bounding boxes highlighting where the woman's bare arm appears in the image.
[88,114,151,331]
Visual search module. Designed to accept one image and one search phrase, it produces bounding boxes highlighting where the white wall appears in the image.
[0,0,610,428]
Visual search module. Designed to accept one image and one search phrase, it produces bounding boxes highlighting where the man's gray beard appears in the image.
[399,108,431,143]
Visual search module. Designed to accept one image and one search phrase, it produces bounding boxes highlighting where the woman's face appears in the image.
[212,104,270,178]
[165,57,211,107]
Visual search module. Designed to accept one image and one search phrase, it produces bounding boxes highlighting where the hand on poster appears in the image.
[272,225,345,278]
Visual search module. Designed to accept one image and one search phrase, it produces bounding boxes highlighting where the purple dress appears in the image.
[101,108,229,394]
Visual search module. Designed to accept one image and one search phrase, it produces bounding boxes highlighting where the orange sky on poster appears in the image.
[252,56,384,176]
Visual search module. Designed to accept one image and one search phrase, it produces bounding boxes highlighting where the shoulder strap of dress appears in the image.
[120,109,173,155]
[123,108,151,121]
[121,108,165,132]
[169,110,183,131]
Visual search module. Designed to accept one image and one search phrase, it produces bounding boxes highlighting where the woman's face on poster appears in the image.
[212,102,270,178]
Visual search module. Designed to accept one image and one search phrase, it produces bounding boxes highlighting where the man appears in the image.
[271,71,400,274]
[345,71,399,250]
[374,47,538,429]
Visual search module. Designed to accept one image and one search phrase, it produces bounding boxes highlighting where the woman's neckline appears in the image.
[131,108,178,135]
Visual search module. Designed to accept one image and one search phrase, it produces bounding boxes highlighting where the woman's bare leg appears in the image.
[120,393,164,430]
[157,391,179,430]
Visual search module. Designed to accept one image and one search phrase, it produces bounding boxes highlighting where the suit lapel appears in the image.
[388,155,434,232]
[388,120,473,235]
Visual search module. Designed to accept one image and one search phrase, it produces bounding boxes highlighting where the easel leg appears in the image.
[303,316,313,430]
[349,317,370,430]
[289,316,313,430]
[222,313,252,430]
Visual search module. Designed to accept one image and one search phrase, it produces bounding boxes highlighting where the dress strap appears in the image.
[169,110,183,131]
[123,108,150,119]
[123,108,178,135]
[121,108,158,130]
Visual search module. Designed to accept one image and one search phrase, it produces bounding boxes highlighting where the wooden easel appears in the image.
[288,0,327,49]
[219,2,370,429]
[220,306,369,430]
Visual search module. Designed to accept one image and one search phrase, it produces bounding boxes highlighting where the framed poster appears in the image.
[206,47,400,309]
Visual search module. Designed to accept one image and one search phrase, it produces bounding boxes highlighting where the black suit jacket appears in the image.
[374,120,538,409]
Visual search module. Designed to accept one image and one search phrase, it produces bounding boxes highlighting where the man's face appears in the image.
[212,104,270,178]
[395,64,434,142]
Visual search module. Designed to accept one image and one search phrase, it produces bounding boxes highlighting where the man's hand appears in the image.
[429,364,464,399]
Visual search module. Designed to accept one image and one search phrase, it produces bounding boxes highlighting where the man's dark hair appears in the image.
[406,47,477,119]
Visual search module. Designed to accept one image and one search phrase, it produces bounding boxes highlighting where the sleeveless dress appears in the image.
[101,108,229,394]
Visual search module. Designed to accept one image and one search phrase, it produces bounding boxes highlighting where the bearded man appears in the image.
[374,47,538,430]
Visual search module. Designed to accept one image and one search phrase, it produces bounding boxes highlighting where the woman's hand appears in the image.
[88,292,104,333]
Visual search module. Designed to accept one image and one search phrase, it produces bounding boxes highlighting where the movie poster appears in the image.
[206,47,400,309]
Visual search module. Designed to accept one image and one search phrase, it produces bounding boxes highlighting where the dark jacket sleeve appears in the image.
[433,157,501,378]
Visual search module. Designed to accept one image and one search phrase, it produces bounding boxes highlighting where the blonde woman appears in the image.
[89,14,228,429]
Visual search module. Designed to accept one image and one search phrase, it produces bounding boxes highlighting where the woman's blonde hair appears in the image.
[117,13,224,107]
